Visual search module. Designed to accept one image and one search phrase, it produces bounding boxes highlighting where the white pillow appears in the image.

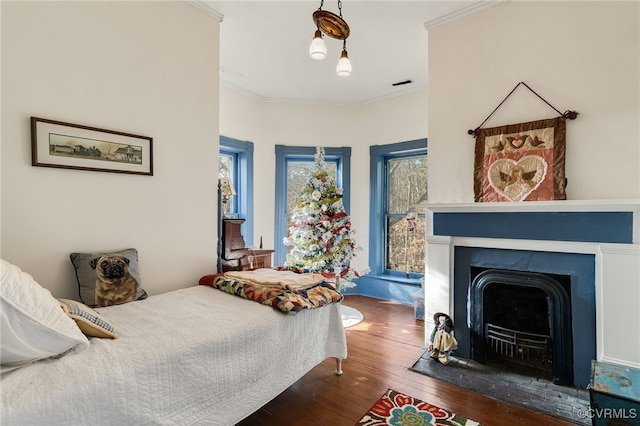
[1,259,89,372]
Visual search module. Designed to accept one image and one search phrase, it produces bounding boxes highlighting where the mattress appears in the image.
[0,285,347,425]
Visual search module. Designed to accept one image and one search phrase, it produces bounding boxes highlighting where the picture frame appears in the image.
[31,117,153,176]
[473,116,567,202]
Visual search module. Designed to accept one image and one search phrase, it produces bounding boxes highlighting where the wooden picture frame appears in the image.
[31,117,153,176]
[473,117,567,202]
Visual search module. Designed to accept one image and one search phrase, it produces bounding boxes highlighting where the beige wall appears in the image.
[428,0,640,203]
[219,86,428,273]
[1,1,221,298]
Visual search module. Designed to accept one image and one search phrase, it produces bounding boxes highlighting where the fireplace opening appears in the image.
[483,284,553,378]
[469,268,573,385]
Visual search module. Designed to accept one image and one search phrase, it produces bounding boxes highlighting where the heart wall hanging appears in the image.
[473,116,567,202]
[469,82,577,202]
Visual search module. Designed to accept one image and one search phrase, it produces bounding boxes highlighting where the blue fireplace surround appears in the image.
[434,211,633,243]
[454,246,594,387]
[433,209,634,388]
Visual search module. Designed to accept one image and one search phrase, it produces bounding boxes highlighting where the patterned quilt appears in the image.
[209,275,343,315]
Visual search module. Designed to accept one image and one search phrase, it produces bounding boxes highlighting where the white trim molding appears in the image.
[186,1,224,22]
[423,1,503,30]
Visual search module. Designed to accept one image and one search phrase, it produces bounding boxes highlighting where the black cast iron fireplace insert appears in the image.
[469,269,574,385]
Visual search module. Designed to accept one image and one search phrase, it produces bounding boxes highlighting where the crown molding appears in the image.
[221,79,428,106]
[424,0,503,30]
[186,0,224,22]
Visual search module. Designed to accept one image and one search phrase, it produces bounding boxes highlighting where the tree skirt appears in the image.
[356,389,482,426]
[341,305,363,328]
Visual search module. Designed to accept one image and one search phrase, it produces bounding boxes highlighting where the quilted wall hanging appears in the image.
[473,117,566,202]
[469,82,578,202]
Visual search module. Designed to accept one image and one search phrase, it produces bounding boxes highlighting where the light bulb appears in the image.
[336,49,352,77]
[309,30,327,60]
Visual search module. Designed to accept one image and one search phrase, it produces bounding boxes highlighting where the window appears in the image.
[274,146,351,266]
[219,136,254,243]
[219,152,236,216]
[369,139,427,279]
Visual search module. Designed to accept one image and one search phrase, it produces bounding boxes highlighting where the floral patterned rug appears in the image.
[356,389,482,426]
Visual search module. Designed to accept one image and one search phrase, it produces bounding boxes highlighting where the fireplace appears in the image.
[454,247,593,386]
[469,268,573,385]
[424,200,640,389]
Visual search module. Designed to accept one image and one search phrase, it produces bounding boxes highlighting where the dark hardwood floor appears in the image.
[238,295,578,425]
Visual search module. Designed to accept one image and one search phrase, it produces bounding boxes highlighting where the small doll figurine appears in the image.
[427,312,458,365]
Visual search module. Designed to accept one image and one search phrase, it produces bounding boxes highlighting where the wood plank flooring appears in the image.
[238,295,580,425]
[411,352,589,424]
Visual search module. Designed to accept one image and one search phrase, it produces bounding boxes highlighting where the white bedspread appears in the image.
[0,285,347,425]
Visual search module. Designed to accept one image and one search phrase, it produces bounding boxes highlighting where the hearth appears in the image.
[468,268,573,385]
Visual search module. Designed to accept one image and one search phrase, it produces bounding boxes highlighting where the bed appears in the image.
[0,261,347,425]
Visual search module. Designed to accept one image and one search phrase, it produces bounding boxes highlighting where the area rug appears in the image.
[341,305,364,328]
[409,350,590,425]
[356,389,482,426]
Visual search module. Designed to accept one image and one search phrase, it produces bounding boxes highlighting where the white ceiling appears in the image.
[195,1,499,104]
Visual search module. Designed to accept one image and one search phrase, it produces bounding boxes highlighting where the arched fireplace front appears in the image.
[469,269,573,385]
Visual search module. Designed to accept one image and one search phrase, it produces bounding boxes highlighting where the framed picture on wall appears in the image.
[31,117,153,176]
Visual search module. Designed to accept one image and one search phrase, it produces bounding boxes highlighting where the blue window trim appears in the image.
[274,145,352,266]
[220,136,254,244]
[369,139,427,283]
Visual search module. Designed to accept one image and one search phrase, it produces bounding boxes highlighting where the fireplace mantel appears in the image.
[424,198,640,376]
[427,198,640,213]
[427,199,639,245]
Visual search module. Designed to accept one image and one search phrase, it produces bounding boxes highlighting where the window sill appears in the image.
[361,273,422,286]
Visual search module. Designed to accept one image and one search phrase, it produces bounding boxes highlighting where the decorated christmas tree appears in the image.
[283,147,358,288]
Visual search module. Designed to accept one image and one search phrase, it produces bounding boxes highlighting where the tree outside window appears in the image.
[385,155,427,275]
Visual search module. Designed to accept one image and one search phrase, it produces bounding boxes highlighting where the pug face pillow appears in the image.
[90,255,140,307]
[70,248,148,308]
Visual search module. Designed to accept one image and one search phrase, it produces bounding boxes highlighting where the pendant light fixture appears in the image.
[309,0,352,77]
[309,30,327,60]
[335,41,352,77]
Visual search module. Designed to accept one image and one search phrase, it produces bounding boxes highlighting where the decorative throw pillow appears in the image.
[58,298,117,339]
[70,248,148,308]
[199,273,223,287]
[1,259,89,372]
